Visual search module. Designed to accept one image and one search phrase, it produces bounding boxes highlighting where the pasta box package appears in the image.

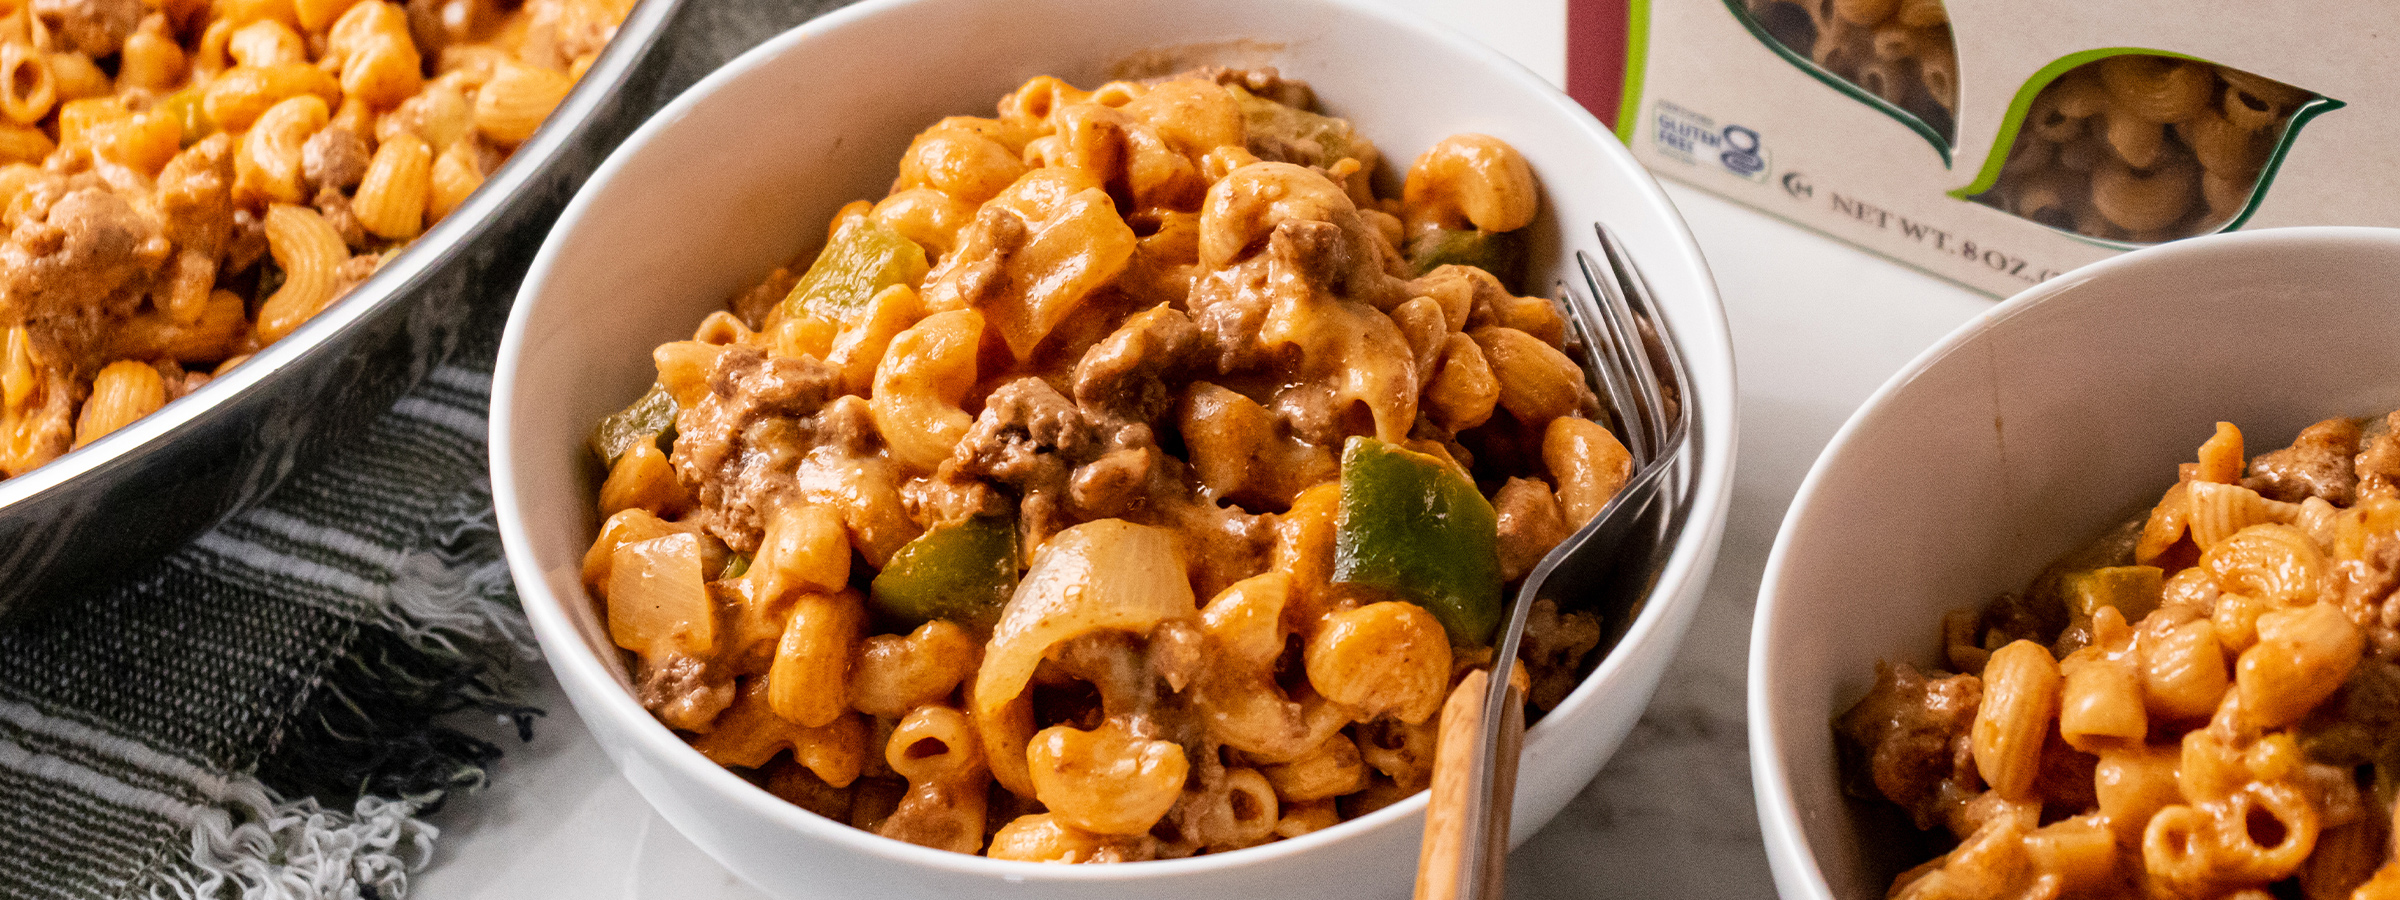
[1563,0,2400,295]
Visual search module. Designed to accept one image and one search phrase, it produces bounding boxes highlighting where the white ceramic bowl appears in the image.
[1750,227,2400,899]
[492,0,1738,896]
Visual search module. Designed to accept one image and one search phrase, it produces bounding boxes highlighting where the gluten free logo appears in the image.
[1652,100,1771,183]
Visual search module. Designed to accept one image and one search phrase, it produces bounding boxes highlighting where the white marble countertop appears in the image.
[414,2,2002,895]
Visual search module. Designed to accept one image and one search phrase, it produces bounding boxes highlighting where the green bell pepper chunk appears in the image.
[870,515,1019,631]
[1230,86,1365,167]
[782,217,929,322]
[1405,227,1526,287]
[589,383,678,468]
[1331,437,1504,646]
[159,87,212,147]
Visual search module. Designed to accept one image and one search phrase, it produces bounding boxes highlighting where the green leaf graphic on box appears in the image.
[1725,0,1959,161]
[1954,49,2341,249]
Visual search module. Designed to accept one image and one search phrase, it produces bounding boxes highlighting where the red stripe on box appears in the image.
[1566,0,1632,131]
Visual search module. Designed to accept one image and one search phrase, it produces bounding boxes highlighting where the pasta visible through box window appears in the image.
[1839,415,2400,898]
[584,70,1632,860]
[1972,54,2326,245]
[1737,0,1958,141]
[0,0,636,477]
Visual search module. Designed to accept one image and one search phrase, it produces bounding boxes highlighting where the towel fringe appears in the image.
[144,781,433,900]
[373,477,542,665]
[138,474,540,899]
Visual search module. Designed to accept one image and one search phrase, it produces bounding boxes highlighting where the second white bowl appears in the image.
[1751,226,2400,899]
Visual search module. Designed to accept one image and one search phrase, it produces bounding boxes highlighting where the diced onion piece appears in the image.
[606,532,717,657]
[976,519,1194,710]
[972,519,1194,793]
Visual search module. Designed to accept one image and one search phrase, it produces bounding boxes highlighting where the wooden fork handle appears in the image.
[1415,668,1527,900]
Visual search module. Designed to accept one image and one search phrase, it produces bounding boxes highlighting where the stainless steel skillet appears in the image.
[0,0,688,620]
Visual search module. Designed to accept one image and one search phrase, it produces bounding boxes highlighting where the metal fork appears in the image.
[1414,222,1697,900]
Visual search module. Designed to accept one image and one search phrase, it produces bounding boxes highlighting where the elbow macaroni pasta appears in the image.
[1842,414,2400,898]
[0,0,633,477]
[1972,54,2324,245]
[584,71,1631,860]
[1739,0,1959,139]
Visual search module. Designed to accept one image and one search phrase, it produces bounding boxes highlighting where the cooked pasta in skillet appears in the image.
[0,0,633,476]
